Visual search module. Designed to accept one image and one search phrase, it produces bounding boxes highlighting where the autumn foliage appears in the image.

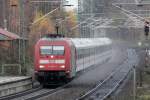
[66,11,78,28]
[30,11,55,40]
[65,10,79,37]
[28,11,55,56]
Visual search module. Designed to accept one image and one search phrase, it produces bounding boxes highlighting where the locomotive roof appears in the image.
[40,37,112,49]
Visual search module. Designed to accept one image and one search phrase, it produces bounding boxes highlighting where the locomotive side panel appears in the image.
[75,45,111,72]
[72,38,112,72]
[70,44,77,78]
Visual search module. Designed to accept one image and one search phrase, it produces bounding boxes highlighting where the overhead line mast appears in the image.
[112,3,150,23]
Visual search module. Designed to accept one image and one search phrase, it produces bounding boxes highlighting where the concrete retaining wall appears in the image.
[0,77,32,97]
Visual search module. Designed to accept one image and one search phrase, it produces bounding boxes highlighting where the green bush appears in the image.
[139,95,150,100]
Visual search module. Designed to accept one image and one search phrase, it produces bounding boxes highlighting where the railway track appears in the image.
[0,56,110,100]
[0,85,41,100]
[76,49,138,100]
[0,83,66,100]
[0,50,137,100]
[11,88,63,100]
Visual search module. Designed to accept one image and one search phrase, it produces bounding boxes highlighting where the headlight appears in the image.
[60,65,65,68]
[39,65,45,69]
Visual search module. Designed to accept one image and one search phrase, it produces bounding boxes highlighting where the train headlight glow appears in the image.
[60,65,65,68]
[138,42,142,46]
[39,65,45,69]
[51,55,54,58]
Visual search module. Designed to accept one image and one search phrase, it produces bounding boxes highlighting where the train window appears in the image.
[40,46,52,55]
[53,46,65,55]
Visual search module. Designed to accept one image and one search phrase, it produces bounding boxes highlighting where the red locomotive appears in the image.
[34,36,112,85]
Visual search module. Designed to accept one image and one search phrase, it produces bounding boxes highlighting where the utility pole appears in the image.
[4,19,7,31]
[78,0,82,37]
[90,0,93,38]
[19,0,26,69]
[133,66,136,100]
[60,0,63,35]
[3,0,7,30]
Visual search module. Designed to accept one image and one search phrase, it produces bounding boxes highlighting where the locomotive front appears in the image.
[34,38,72,85]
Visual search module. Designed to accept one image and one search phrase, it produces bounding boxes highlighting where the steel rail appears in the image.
[0,82,69,100]
[0,86,42,100]
[76,62,127,100]
[9,82,72,100]
[76,50,138,100]
[102,67,132,100]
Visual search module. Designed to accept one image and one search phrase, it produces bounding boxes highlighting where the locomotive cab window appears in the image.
[40,46,52,55]
[53,46,65,55]
[40,46,65,55]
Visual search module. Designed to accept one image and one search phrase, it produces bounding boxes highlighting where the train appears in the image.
[34,36,112,85]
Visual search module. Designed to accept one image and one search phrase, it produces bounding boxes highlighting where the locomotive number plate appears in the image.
[49,60,55,63]
[48,66,55,68]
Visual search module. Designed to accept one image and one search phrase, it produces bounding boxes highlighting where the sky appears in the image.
[67,0,78,8]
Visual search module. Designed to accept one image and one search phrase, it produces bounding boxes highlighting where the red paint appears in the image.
[34,38,73,73]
